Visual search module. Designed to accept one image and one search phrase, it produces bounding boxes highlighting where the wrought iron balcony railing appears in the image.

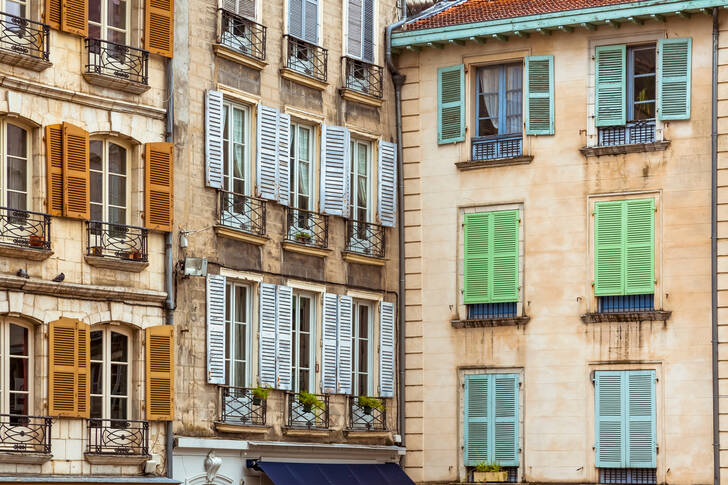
[0,12,49,62]
[85,38,149,85]
[345,219,384,258]
[344,57,383,98]
[285,392,329,429]
[86,220,148,262]
[217,8,266,61]
[218,190,266,236]
[0,207,51,250]
[283,34,327,82]
[348,396,387,431]
[87,418,149,456]
[598,119,656,147]
[220,386,267,426]
[0,414,52,453]
[285,208,328,249]
[472,134,523,161]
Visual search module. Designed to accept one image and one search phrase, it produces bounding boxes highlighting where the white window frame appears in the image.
[90,326,132,420]
[351,300,373,396]
[0,120,30,211]
[88,0,131,44]
[223,100,251,196]
[289,122,315,211]
[89,138,131,225]
[0,320,33,415]
[225,281,252,388]
[291,291,316,393]
[349,138,372,222]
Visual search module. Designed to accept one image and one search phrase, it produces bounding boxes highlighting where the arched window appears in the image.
[89,139,129,225]
[90,326,131,420]
[0,320,32,415]
[0,121,29,211]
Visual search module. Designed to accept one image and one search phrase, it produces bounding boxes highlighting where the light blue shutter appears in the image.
[658,38,691,121]
[379,301,395,398]
[493,374,519,466]
[362,0,374,62]
[337,295,353,395]
[206,274,226,384]
[595,371,626,468]
[257,105,280,200]
[303,0,318,44]
[277,112,291,206]
[258,283,278,388]
[205,90,224,189]
[377,141,397,228]
[595,45,626,127]
[347,0,362,58]
[626,371,656,468]
[320,125,351,216]
[276,285,293,391]
[464,374,489,466]
[525,56,554,135]
[321,293,339,394]
[288,0,303,38]
[438,64,465,144]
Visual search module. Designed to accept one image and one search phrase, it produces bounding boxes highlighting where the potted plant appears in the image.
[251,386,271,405]
[129,248,144,260]
[294,231,312,244]
[90,246,103,256]
[28,235,45,248]
[356,396,384,415]
[297,391,324,414]
[473,462,507,483]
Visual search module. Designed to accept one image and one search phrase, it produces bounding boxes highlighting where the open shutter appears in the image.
[658,38,691,121]
[337,295,353,395]
[276,285,293,391]
[49,318,87,417]
[493,374,519,466]
[625,199,654,295]
[45,125,64,216]
[144,0,174,57]
[595,371,626,468]
[288,0,304,39]
[379,301,395,398]
[145,142,174,231]
[626,371,656,468]
[321,293,339,394]
[594,201,625,296]
[62,122,89,220]
[320,125,350,216]
[259,283,278,388]
[76,321,90,418]
[303,0,318,44]
[492,210,519,303]
[44,0,61,29]
[437,64,465,145]
[146,325,174,421]
[277,112,291,206]
[206,274,227,385]
[362,0,374,62]
[205,90,224,189]
[61,0,87,36]
[377,141,397,228]
[347,0,362,58]
[595,44,626,127]
[525,56,554,135]
[464,374,489,466]
[464,212,490,304]
[256,105,280,201]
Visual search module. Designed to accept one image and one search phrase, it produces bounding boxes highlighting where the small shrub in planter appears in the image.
[356,396,384,415]
[297,391,324,413]
[294,232,312,244]
[473,462,507,483]
[251,386,271,405]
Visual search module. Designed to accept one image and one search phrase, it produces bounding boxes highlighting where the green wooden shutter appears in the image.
[492,210,519,303]
[625,199,655,295]
[464,213,491,304]
[525,56,554,135]
[594,201,625,296]
[595,371,626,468]
[595,45,626,127]
[493,374,519,466]
[626,371,656,468]
[658,38,691,121]
[464,375,489,466]
[438,64,465,145]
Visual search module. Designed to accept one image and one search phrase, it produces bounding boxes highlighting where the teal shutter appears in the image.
[594,201,625,296]
[438,65,465,145]
[492,210,519,303]
[595,45,626,127]
[464,213,490,304]
[493,374,519,466]
[658,38,691,121]
[595,371,626,468]
[525,56,554,135]
[626,371,656,468]
[464,375,489,466]
[625,199,655,295]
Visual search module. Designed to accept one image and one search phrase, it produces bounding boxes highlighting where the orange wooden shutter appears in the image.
[44,0,61,29]
[61,0,87,36]
[146,325,174,421]
[45,125,64,216]
[144,142,173,231]
[144,0,173,57]
[49,318,89,417]
[62,122,90,220]
[76,322,90,418]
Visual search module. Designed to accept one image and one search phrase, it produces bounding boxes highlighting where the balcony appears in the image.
[85,418,150,465]
[0,207,52,261]
[0,12,50,70]
[344,219,385,263]
[85,220,149,272]
[0,414,52,463]
[582,119,668,157]
[281,35,327,90]
[342,57,383,107]
[215,387,267,433]
[285,392,329,431]
[214,190,267,245]
[84,38,150,94]
[214,8,266,70]
[283,208,329,257]
[348,396,387,432]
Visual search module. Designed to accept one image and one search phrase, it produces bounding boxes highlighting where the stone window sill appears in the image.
[282,427,330,437]
[83,72,151,95]
[212,43,267,71]
[580,310,671,324]
[280,68,328,91]
[214,421,270,434]
[340,88,383,108]
[455,155,533,171]
[580,140,670,157]
[85,453,151,465]
[342,251,386,266]
[0,244,52,261]
[85,255,149,273]
[0,451,52,464]
[214,225,268,246]
[451,316,530,328]
[281,241,331,258]
[0,51,51,71]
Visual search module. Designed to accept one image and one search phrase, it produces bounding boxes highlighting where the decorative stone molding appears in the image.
[84,255,150,273]
[579,140,670,157]
[455,155,534,171]
[204,450,223,483]
[451,316,531,328]
[580,310,672,324]
[342,252,386,266]
[340,88,383,108]
[280,68,328,91]
[213,44,267,71]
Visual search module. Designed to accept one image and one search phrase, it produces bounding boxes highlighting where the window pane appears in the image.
[110,363,127,396]
[91,362,103,394]
[6,124,26,158]
[110,332,128,362]
[233,145,244,180]
[233,361,246,388]
[107,0,127,30]
[358,307,369,338]
[298,370,309,393]
[235,323,246,363]
[107,29,126,45]
[478,67,499,94]
[7,157,27,192]
[234,286,247,322]
[358,374,367,397]
[90,396,103,419]
[90,172,103,205]
[298,127,310,161]
[478,117,498,137]
[90,141,103,171]
[108,207,126,225]
[90,204,103,222]
[298,161,310,197]
[89,23,101,39]
[358,340,368,375]
[233,108,244,143]
[635,102,656,121]
[9,324,28,356]
[357,145,367,175]
[634,76,656,105]
[108,174,126,207]
[299,297,310,332]
[634,47,656,75]
[299,333,309,368]
[6,191,26,211]
[506,64,523,91]
[9,357,27,391]
[108,143,126,175]
[90,331,103,361]
[110,397,127,420]
[9,393,27,415]
[5,0,25,17]
[357,176,367,209]
[89,0,101,23]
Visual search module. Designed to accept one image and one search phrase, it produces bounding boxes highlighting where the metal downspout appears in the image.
[713,7,720,485]
[165,56,175,479]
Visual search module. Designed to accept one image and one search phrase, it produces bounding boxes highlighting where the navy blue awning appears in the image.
[255,462,415,485]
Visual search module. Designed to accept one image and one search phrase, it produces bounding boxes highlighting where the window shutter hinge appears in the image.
[591,281,595,287]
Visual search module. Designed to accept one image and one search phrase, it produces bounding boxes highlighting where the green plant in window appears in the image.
[297,391,325,412]
[356,395,384,414]
[251,385,271,404]
[475,461,502,473]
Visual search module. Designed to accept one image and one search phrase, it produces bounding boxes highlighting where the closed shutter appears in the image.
[144,0,174,57]
[49,318,89,417]
[525,56,554,135]
[321,293,339,394]
[144,142,174,232]
[303,0,318,44]
[320,124,350,216]
[362,0,374,62]
[347,0,362,58]
[625,199,654,295]
[145,325,174,421]
[379,301,395,398]
[277,112,291,206]
[337,295,353,395]
[62,122,89,220]
[44,0,61,30]
[288,0,303,39]
[61,0,87,36]
[437,64,465,145]
[493,374,519,466]
[206,274,227,385]
[259,283,278,388]
[595,371,625,468]
[594,201,625,296]
[205,90,224,189]
[595,44,626,127]
[276,285,293,391]
[464,374,489,466]
[45,125,63,216]
[464,212,490,304]
[377,141,397,228]
[626,371,656,468]
[76,322,90,417]
[658,38,691,121]
[223,0,254,18]
[491,210,519,303]
[256,105,280,201]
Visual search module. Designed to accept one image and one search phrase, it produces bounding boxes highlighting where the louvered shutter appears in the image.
[76,322,90,417]
[595,371,625,468]
[45,125,63,216]
[303,0,318,44]
[205,90,224,189]
[525,56,554,135]
[626,371,656,468]
[206,274,227,385]
[625,199,654,295]
[256,105,280,201]
[259,283,278,388]
[144,0,174,57]
[464,212,490,304]
[277,112,291,206]
[658,38,691,121]
[62,122,89,220]
[49,318,88,417]
[44,0,61,30]
[362,0,374,62]
[337,295,353,395]
[288,0,303,38]
[493,374,519,466]
[464,374,489,466]
[61,0,87,36]
[320,125,350,216]
[145,142,174,232]
[223,0,254,18]
[438,65,465,145]
[276,285,293,391]
[379,301,395,398]
[347,0,362,58]
[321,293,339,394]
[377,141,397,228]
[492,210,519,303]
[594,201,625,296]
[595,44,626,127]
[146,325,174,421]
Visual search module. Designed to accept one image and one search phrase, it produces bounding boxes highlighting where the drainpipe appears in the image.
[712,7,720,485]
[164,56,175,479]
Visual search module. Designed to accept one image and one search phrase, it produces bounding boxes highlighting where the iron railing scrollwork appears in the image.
[0,12,49,61]
[283,35,327,82]
[85,38,149,85]
[0,207,51,250]
[471,134,523,161]
[218,190,266,236]
[598,119,656,146]
[344,57,383,98]
[220,386,267,426]
[0,414,52,453]
[285,208,328,249]
[218,9,266,61]
[285,392,329,429]
[345,219,384,258]
[87,418,149,455]
[348,396,387,431]
[86,220,148,262]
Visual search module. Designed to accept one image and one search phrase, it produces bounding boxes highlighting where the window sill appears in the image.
[85,255,149,273]
[280,67,328,91]
[0,50,51,71]
[212,43,267,71]
[214,421,270,434]
[580,140,670,157]
[340,88,383,108]
[214,225,268,246]
[455,155,533,171]
[451,316,530,328]
[282,427,330,437]
[580,310,671,324]
[0,451,52,464]
[85,453,151,465]
[83,72,151,95]
[344,430,393,441]
[342,251,386,266]
[0,244,52,261]
[282,241,331,258]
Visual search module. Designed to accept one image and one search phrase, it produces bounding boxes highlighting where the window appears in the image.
[88,0,129,44]
[291,292,315,392]
[90,139,128,225]
[289,123,314,211]
[288,0,318,44]
[0,321,32,415]
[349,139,370,222]
[351,301,372,396]
[225,283,250,388]
[223,101,250,196]
[90,327,131,420]
[2,0,25,18]
[0,121,28,211]
[473,63,523,160]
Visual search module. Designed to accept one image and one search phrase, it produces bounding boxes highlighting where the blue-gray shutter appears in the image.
[347,0,362,58]
[493,374,519,466]
[464,374,489,466]
[277,112,291,206]
[288,0,303,39]
[259,282,278,388]
[626,371,656,468]
[379,301,395,397]
[276,285,293,391]
[206,274,226,385]
[362,0,374,62]
[257,105,280,200]
[595,371,625,468]
[377,140,396,227]
[658,38,691,121]
[321,293,339,394]
[205,90,224,189]
[337,295,353,395]
[303,0,318,44]
[320,125,350,216]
